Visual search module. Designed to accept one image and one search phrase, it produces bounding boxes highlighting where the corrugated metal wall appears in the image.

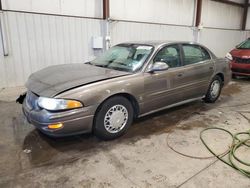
[0,13,4,88]
[0,0,250,88]
[2,0,103,18]
[201,0,244,29]
[0,11,104,87]
[110,21,249,58]
[247,6,250,30]
[199,29,248,56]
[110,0,195,26]
[110,0,249,58]
[110,21,194,45]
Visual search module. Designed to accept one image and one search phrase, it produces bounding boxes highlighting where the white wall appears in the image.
[110,20,248,58]
[199,28,248,56]
[229,0,245,3]
[110,21,194,45]
[109,0,249,57]
[110,0,195,26]
[2,0,103,18]
[0,11,104,87]
[201,0,243,29]
[1,0,250,88]
[246,7,250,30]
[0,12,5,88]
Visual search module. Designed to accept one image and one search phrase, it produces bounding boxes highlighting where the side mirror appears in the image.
[148,62,169,73]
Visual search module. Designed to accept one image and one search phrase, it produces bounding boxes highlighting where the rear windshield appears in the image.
[237,39,250,49]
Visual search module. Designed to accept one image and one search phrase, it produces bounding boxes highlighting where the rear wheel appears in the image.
[93,96,134,140]
[203,75,223,103]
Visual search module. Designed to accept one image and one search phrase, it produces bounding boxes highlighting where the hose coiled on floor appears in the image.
[200,127,250,178]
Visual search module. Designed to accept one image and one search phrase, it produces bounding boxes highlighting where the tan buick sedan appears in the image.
[21,41,231,140]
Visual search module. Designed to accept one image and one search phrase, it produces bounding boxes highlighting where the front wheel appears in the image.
[203,76,223,103]
[93,96,134,140]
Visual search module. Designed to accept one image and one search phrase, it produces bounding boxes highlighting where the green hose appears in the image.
[200,127,250,178]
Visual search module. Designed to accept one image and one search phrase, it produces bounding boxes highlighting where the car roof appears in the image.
[117,40,203,48]
[116,40,217,58]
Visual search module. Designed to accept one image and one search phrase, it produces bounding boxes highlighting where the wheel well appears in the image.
[95,93,140,119]
[216,73,224,83]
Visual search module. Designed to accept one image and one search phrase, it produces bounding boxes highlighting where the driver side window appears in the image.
[154,45,181,68]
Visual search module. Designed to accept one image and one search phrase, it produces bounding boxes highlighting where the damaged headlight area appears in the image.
[38,97,83,111]
[16,92,27,104]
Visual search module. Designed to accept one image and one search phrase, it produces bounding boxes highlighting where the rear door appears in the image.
[176,44,214,100]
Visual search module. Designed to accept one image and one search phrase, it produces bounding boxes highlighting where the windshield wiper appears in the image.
[108,66,130,72]
[94,64,107,68]
[113,61,128,66]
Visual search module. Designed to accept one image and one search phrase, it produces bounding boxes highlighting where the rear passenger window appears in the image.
[154,45,181,68]
[183,45,211,65]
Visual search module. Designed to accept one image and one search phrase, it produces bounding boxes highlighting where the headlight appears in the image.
[225,53,233,61]
[38,97,83,111]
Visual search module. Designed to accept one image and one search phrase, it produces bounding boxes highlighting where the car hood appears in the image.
[26,63,131,97]
[231,49,250,58]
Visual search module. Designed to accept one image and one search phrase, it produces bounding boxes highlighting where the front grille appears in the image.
[232,68,250,74]
[233,57,250,64]
[26,91,39,110]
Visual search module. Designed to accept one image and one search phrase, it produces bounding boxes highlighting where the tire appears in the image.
[93,96,134,140]
[203,75,223,103]
[232,74,237,79]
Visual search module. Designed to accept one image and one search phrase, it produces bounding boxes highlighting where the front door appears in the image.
[142,44,184,114]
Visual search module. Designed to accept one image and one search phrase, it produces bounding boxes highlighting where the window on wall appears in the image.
[182,45,211,65]
[154,45,181,68]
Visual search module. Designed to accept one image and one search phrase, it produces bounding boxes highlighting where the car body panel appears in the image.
[230,42,250,76]
[26,63,131,97]
[173,60,214,99]
[22,41,231,137]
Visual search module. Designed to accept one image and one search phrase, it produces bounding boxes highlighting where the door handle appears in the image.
[209,66,214,70]
[177,73,183,77]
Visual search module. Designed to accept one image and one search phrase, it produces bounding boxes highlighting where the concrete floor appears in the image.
[0,78,250,188]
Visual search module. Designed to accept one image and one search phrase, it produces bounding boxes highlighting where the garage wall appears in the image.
[1,0,103,18]
[110,21,248,57]
[0,13,5,88]
[199,28,248,56]
[109,0,196,48]
[246,6,250,30]
[110,0,249,58]
[110,0,195,26]
[0,11,104,87]
[0,0,250,88]
[110,21,194,45]
[201,0,244,29]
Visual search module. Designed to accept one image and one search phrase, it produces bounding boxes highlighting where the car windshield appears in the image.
[90,44,154,72]
[237,39,250,49]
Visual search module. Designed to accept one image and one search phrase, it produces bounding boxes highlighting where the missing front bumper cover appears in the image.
[16,92,27,104]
